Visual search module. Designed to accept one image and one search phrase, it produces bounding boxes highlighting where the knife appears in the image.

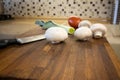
[0,34,46,48]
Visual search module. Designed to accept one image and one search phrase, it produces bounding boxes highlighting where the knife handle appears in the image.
[0,39,18,48]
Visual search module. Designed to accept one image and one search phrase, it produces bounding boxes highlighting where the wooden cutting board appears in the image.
[0,27,120,80]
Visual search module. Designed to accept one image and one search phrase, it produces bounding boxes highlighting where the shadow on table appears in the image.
[0,76,36,80]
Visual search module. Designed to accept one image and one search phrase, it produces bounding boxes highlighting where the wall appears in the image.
[111,0,120,24]
[0,0,3,14]
[117,1,120,24]
[3,0,114,19]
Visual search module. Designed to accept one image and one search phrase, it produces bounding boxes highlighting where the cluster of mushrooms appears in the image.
[45,20,107,44]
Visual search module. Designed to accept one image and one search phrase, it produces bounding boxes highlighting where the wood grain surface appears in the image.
[0,27,120,80]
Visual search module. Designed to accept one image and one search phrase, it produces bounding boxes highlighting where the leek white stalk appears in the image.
[35,20,75,34]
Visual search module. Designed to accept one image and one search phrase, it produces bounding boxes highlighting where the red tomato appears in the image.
[68,16,81,29]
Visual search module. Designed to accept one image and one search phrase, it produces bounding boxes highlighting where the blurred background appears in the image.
[0,0,119,24]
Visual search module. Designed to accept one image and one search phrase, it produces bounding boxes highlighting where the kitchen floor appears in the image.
[0,18,120,60]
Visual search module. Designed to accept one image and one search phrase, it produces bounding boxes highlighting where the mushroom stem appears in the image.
[94,31,103,38]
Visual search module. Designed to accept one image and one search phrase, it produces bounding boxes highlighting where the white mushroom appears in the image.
[90,23,107,38]
[74,27,92,41]
[78,20,92,28]
[45,27,68,43]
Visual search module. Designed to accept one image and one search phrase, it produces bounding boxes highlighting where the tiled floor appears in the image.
[0,19,120,59]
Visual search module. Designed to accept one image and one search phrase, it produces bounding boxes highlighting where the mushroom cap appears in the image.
[45,27,68,43]
[90,23,107,35]
[78,20,92,28]
[74,27,92,40]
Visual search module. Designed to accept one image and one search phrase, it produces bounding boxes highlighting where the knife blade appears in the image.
[0,34,45,48]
